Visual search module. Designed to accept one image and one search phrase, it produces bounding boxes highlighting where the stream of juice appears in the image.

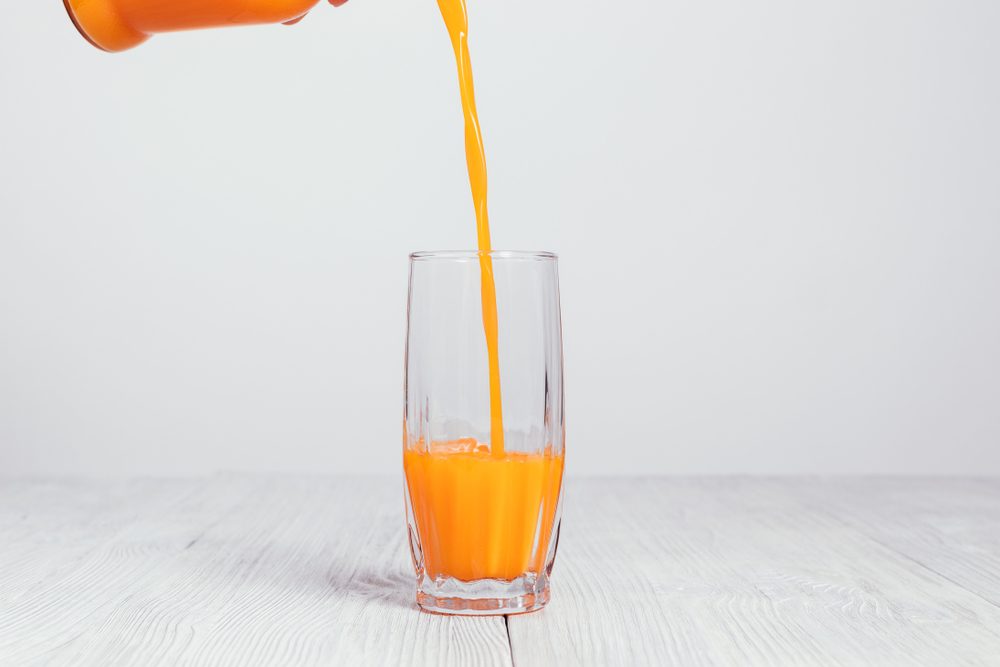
[402,0,564,584]
[436,0,505,458]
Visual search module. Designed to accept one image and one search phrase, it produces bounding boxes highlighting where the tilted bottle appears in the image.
[64,0,343,52]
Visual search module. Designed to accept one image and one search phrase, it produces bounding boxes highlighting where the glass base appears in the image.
[415,572,550,616]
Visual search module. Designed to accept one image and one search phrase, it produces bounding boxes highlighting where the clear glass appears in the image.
[403,250,565,615]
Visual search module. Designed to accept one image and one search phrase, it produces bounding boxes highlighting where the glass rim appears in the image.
[410,250,557,262]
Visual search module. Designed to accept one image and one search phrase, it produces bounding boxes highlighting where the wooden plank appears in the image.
[0,477,249,663]
[0,476,511,667]
[786,477,1000,607]
[7,476,1000,666]
[507,478,1000,666]
[0,478,199,606]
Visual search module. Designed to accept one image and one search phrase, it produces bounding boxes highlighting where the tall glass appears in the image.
[403,251,565,615]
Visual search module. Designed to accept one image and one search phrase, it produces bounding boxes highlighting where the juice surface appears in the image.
[405,440,564,581]
[436,0,505,457]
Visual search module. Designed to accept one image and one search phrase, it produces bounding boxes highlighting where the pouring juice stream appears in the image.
[437,0,505,458]
[401,0,564,584]
[61,0,564,585]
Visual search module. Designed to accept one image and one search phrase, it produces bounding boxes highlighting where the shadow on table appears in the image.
[179,534,418,613]
[326,561,415,612]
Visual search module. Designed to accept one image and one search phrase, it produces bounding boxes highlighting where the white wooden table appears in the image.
[2,477,1000,665]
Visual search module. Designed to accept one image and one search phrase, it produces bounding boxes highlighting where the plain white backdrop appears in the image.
[1,0,998,476]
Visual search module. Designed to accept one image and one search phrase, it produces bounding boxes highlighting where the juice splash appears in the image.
[404,440,564,581]
[436,0,505,457]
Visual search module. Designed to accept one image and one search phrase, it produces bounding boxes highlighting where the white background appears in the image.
[2,0,998,476]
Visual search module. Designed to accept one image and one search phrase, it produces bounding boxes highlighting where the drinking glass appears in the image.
[403,250,565,615]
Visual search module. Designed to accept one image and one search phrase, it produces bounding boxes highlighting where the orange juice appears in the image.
[404,440,564,581]
[436,0,505,457]
[401,0,565,590]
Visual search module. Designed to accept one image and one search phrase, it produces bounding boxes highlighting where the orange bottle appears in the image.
[64,0,345,52]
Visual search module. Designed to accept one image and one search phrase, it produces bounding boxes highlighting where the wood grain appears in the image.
[507,478,1000,667]
[787,477,1000,607]
[0,476,511,666]
[3,476,1000,666]
[0,479,196,607]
